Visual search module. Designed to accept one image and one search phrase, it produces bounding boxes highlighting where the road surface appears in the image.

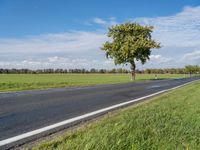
[0,77,199,149]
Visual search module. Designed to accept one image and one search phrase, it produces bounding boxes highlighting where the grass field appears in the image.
[0,73,186,92]
[32,81,200,150]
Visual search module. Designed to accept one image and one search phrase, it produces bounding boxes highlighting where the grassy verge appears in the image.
[32,81,200,150]
[0,73,185,92]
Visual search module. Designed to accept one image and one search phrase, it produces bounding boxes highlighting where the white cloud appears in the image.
[93,18,107,25]
[0,31,108,54]
[0,56,118,70]
[47,56,61,62]
[181,50,200,64]
[134,55,173,69]
[90,17,118,26]
[0,30,118,69]
[134,6,200,49]
[149,55,172,63]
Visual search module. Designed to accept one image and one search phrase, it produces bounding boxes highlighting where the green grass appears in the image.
[32,81,200,150]
[0,73,185,92]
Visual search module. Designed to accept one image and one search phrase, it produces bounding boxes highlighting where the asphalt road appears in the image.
[0,77,199,149]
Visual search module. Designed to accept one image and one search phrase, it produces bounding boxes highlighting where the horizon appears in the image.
[0,0,200,69]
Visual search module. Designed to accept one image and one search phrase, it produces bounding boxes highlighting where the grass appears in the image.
[32,81,200,150]
[0,73,186,92]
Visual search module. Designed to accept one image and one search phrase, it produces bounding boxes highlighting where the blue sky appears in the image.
[0,0,200,69]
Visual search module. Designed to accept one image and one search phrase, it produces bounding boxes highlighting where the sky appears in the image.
[0,0,200,70]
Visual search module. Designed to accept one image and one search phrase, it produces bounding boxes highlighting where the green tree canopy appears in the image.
[101,22,161,80]
[185,65,199,76]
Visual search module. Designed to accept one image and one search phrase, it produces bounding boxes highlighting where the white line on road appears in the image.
[0,79,200,147]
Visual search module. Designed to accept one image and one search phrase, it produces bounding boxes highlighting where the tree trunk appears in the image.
[130,62,136,80]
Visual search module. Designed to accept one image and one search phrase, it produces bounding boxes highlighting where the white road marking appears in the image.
[0,79,199,147]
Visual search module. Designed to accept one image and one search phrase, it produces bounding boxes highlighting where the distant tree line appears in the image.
[0,68,129,74]
[138,65,200,74]
[0,65,199,74]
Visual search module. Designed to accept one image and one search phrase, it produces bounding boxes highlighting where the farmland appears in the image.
[0,73,186,92]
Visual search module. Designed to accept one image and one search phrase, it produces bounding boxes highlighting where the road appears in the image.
[0,77,199,149]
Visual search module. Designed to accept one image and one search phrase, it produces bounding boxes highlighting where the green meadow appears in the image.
[33,81,200,150]
[0,73,186,92]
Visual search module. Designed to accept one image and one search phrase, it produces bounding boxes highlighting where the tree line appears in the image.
[142,65,200,75]
[0,65,199,74]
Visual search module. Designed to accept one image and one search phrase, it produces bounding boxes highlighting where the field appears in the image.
[0,73,186,92]
[33,81,200,150]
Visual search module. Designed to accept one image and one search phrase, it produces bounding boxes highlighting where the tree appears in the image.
[185,65,199,76]
[101,22,161,80]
